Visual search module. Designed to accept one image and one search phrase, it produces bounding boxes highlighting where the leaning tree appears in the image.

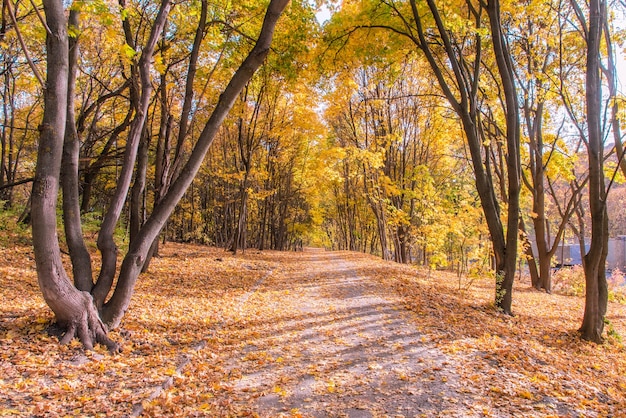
[31,0,290,350]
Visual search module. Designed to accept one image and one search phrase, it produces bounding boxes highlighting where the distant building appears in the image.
[554,243,586,267]
[554,236,626,270]
[607,236,626,271]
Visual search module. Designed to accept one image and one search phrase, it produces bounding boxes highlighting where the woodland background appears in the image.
[0,0,623,263]
[0,0,625,354]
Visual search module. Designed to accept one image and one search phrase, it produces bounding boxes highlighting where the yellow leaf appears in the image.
[273,386,287,396]
[517,389,534,400]
[121,43,137,60]
[327,380,336,393]
[530,373,548,383]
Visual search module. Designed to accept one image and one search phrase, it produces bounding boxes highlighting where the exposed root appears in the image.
[58,292,121,353]
[59,322,77,345]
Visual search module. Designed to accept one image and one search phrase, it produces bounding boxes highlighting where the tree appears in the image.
[554,0,620,342]
[574,0,609,342]
[485,0,522,313]
[512,0,560,292]
[0,0,43,208]
[322,56,476,265]
[32,0,117,350]
[31,0,290,350]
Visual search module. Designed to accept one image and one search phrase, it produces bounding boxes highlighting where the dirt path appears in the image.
[219,250,478,417]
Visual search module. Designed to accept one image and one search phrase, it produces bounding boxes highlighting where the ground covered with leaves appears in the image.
[1,240,625,417]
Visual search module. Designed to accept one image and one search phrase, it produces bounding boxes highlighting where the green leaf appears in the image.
[68,24,81,39]
[122,43,137,60]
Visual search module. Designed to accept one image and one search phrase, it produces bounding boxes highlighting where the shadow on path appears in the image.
[222,251,477,417]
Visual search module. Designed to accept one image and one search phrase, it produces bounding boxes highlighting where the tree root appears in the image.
[58,292,120,353]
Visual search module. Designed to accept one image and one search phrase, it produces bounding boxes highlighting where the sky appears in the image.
[315,4,332,24]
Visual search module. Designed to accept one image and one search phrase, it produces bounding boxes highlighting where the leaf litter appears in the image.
[0,242,625,416]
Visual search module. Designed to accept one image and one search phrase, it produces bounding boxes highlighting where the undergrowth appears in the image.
[553,265,626,303]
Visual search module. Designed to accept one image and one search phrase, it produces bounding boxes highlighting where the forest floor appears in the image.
[1,241,626,417]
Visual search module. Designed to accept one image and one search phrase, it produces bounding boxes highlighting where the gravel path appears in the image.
[223,250,477,417]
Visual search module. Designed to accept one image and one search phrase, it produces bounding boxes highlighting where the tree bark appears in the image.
[130,127,150,244]
[232,186,249,254]
[519,218,540,287]
[0,64,16,207]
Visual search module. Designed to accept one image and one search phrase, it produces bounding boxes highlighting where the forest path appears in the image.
[219,249,478,417]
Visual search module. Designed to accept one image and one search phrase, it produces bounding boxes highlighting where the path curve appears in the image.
[221,250,476,417]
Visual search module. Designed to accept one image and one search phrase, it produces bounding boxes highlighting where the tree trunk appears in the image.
[32,0,117,351]
[519,218,540,287]
[531,155,552,292]
[259,195,269,251]
[579,0,608,343]
[130,127,150,244]
[142,74,172,270]
[395,224,409,264]
[487,0,521,314]
[61,9,93,292]
[0,67,15,207]
[232,186,248,254]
